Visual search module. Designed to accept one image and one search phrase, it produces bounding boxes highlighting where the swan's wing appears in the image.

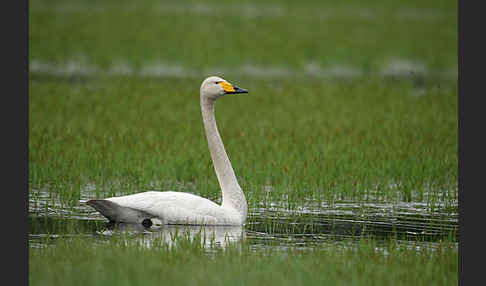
[99,191,232,225]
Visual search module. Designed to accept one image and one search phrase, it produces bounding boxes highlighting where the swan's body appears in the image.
[87,76,248,226]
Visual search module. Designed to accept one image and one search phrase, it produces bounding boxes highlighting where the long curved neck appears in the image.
[200,97,247,219]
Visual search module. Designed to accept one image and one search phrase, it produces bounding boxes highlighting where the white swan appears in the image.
[87,76,248,226]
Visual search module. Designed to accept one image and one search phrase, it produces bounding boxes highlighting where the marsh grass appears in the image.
[28,76,457,283]
[29,235,457,286]
[29,76,457,210]
[29,0,457,284]
[29,0,457,209]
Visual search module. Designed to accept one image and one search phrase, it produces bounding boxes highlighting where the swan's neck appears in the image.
[200,97,247,220]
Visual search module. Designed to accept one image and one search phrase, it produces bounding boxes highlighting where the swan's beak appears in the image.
[220,81,248,95]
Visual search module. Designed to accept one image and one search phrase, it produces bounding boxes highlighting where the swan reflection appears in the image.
[98,222,245,248]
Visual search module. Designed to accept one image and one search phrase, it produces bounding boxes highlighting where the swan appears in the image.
[87,76,248,226]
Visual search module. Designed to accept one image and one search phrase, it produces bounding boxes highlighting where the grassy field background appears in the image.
[30,0,456,70]
[29,0,457,285]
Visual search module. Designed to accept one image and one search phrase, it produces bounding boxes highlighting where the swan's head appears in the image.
[200,76,248,100]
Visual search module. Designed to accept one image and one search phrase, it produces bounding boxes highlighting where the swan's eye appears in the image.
[215,81,220,84]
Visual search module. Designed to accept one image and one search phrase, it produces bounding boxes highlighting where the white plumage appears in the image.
[87,76,249,226]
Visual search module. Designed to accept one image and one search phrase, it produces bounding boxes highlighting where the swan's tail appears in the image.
[86,200,122,221]
[86,199,153,224]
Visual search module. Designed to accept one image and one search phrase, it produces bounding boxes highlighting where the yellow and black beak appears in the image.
[219,81,248,95]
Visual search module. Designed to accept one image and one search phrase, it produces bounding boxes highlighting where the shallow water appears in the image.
[29,187,457,252]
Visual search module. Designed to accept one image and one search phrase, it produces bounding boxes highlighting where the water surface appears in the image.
[29,188,457,252]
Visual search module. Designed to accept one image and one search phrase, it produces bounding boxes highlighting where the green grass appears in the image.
[29,236,458,286]
[29,0,458,285]
[30,0,457,70]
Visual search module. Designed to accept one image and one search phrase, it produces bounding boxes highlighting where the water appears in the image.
[29,188,457,252]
